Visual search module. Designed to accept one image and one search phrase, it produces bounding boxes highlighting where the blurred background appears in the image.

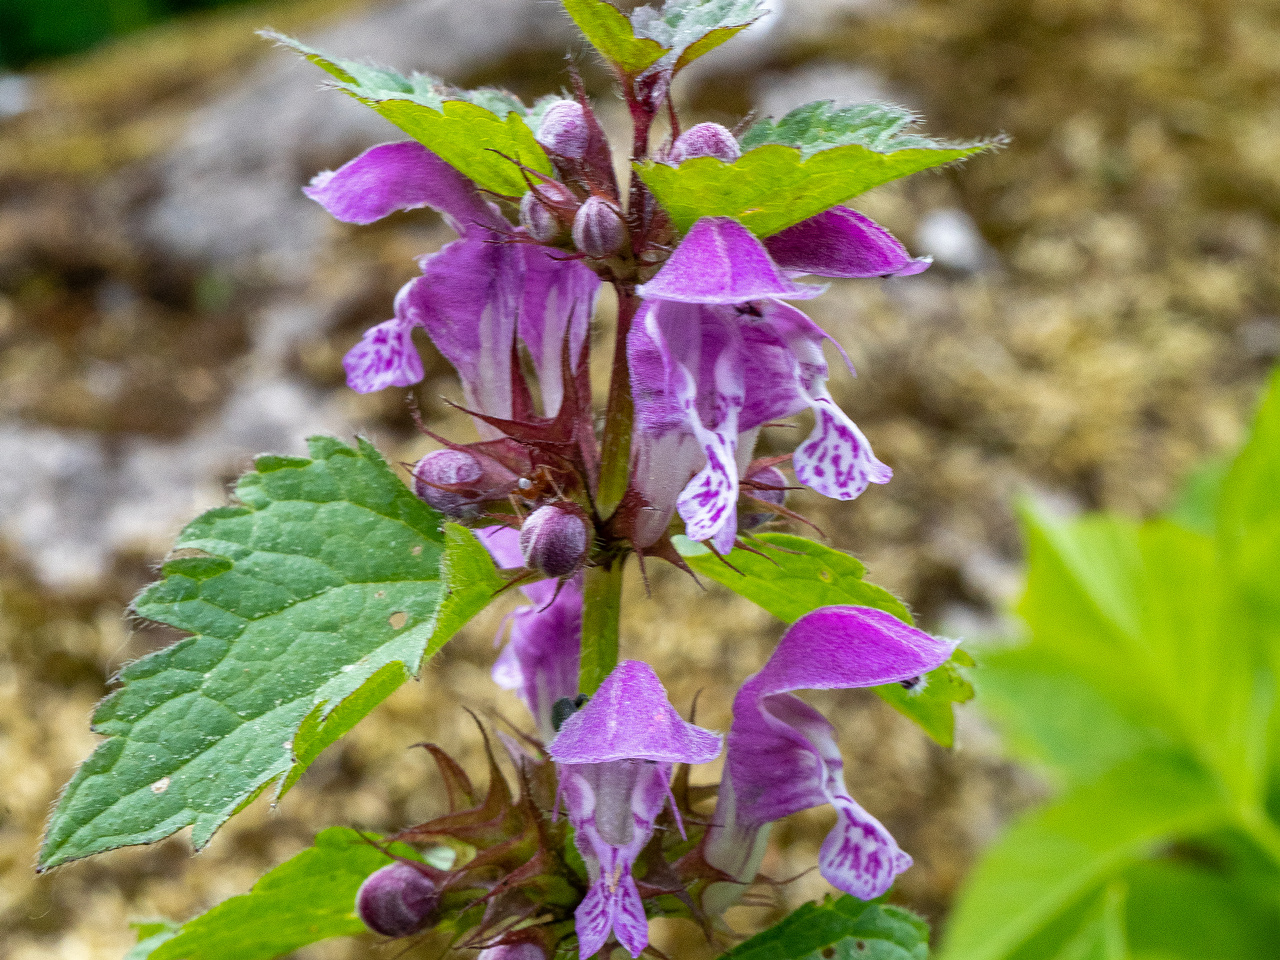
[1,0,1278,957]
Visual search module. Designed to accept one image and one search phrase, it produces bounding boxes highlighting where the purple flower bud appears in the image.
[669,123,741,164]
[478,944,548,960]
[520,192,564,244]
[742,465,787,529]
[519,503,592,578]
[412,449,483,518]
[355,861,440,938]
[537,101,589,160]
[572,197,626,259]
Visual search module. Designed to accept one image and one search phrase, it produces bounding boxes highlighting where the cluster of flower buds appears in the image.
[513,100,630,263]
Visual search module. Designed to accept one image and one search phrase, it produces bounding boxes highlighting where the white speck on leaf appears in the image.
[151,777,171,794]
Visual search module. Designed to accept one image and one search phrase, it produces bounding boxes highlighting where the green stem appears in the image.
[595,285,639,520]
[580,557,625,694]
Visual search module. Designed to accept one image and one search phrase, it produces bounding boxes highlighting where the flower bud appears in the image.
[536,101,589,160]
[520,192,563,244]
[742,465,787,529]
[478,944,548,960]
[412,450,483,519]
[670,122,741,164]
[355,861,440,938]
[519,503,592,578]
[572,196,625,259]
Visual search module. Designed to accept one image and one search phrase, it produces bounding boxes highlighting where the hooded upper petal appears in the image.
[637,218,825,304]
[549,660,722,765]
[721,606,957,899]
[305,141,503,232]
[765,206,931,279]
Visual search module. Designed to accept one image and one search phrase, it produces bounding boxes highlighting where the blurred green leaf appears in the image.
[718,896,929,960]
[40,438,503,869]
[942,750,1227,960]
[677,534,972,746]
[266,32,556,197]
[739,101,964,160]
[561,0,665,73]
[561,0,767,75]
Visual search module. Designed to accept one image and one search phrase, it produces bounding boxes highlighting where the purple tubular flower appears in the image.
[765,206,931,279]
[548,661,722,959]
[629,300,748,552]
[707,607,957,902]
[627,295,890,546]
[637,218,825,305]
[355,860,441,938]
[482,526,583,741]
[306,141,600,413]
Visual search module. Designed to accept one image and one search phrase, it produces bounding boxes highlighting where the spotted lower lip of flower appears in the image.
[548,661,721,960]
[706,606,958,902]
[307,140,599,417]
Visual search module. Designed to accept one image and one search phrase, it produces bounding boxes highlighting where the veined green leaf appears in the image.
[266,32,556,197]
[561,0,767,75]
[39,437,504,870]
[718,896,929,960]
[561,0,666,73]
[139,828,447,960]
[941,750,1227,960]
[677,534,972,746]
[739,100,962,159]
[637,139,988,237]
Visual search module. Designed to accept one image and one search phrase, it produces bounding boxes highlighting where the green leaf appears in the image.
[265,32,556,197]
[561,0,666,73]
[125,921,181,960]
[973,652,1159,788]
[739,101,963,160]
[637,137,989,237]
[1217,369,1280,634]
[1168,457,1229,537]
[561,0,767,75]
[144,827,427,960]
[1121,860,1280,960]
[676,534,972,746]
[718,896,929,960]
[629,0,769,72]
[940,750,1228,960]
[39,437,504,870]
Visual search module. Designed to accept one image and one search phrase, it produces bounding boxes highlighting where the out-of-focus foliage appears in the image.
[0,0,257,68]
[943,368,1280,960]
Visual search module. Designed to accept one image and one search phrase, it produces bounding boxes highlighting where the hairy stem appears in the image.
[595,284,639,520]
[580,557,626,694]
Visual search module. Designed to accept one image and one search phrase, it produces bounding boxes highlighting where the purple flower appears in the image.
[626,213,919,549]
[548,661,722,959]
[705,606,957,903]
[306,141,600,417]
[483,526,583,741]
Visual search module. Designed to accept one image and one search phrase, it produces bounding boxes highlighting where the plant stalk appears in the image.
[580,557,625,694]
